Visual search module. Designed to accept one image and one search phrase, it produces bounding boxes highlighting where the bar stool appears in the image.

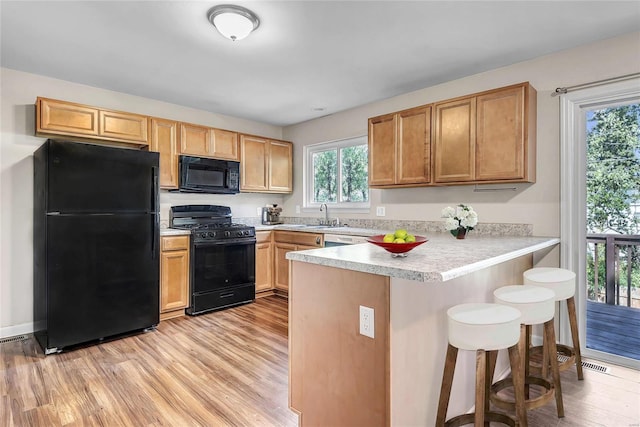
[491,285,565,418]
[436,303,527,427]
[523,267,584,380]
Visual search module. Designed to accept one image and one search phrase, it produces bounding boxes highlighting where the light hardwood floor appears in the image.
[1,296,639,426]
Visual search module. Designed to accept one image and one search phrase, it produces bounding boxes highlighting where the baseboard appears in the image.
[0,322,34,339]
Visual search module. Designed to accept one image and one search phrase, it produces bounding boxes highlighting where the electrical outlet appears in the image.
[256,207,262,216]
[376,206,386,217]
[296,205,301,214]
[359,305,375,339]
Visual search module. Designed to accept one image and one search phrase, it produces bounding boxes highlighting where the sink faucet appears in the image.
[320,203,329,224]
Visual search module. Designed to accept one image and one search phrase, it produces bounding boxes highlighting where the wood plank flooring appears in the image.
[1,296,297,427]
[2,295,640,426]
[587,300,640,360]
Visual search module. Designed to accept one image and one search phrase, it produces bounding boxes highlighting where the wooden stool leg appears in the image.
[541,323,549,379]
[436,344,458,426]
[524,325,531,399]
[485,350,498,427]
[544,320,565,418]
[567,296,584,380]
[475,350,486,426]
[508,344,528,427]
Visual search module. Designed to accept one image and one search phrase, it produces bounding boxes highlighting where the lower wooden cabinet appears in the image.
[255,231,274,295]
[160,235,190,320]
[272,231,323,296]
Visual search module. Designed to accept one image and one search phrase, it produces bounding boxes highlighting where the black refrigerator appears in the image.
[33,140,160,354]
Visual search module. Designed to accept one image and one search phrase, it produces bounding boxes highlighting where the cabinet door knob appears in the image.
[316,237,321,244]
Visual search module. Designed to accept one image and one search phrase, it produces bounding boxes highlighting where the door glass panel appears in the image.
[585,103,640,361]
[193,243,255,293]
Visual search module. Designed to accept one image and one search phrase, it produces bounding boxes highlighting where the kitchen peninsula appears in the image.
[286,234,559,426]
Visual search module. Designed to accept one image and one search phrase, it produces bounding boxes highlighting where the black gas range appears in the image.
[170,205,256,315]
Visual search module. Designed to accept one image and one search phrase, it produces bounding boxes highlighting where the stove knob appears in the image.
[224,231,231,238]
[200,232,208,239]
[237,231,243,237]
[208,232,215,238]
[243,230,250,236]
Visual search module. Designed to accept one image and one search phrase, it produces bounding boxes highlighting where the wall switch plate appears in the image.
[359,305,374,339]
[296,205,301,214]
[376,207,386,217]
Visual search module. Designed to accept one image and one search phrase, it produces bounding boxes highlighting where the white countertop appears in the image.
[160,228,191,236]
[286,233,559,282]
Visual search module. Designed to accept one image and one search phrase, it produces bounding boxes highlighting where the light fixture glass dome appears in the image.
[208,5,260,41]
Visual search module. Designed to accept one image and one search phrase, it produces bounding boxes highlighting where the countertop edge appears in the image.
[287,237,560,283]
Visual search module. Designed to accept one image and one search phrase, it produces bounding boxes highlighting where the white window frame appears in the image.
[303,135,370,212]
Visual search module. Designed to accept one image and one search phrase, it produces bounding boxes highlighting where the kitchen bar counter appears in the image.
[287,233,560,426]
[287,234,559,282]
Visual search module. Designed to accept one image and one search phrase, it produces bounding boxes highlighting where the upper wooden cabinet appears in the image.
[369,105,432,188]
[434,97,476,183]
[369,82,536,188]
[475,84,535,182]
[150,118,179,189]
[36,97,149,147]
[433,82,536,184]
[179,123,239,161]
[240,135,293,193]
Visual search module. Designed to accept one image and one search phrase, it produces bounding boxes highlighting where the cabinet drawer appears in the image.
[256,230,272,244]
[161,235,190,251]
[274,231,323,247]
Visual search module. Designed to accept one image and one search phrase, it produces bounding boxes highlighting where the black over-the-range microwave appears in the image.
[173,155,240,194]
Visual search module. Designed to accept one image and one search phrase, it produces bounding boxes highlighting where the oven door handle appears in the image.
[193,238,256,248]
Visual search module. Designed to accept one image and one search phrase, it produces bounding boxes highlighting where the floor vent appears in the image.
[556,353,610,374]
[0,334,29,345]
[581,360,610,374]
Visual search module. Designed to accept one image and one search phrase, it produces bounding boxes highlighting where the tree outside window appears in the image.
[306,136,369,209]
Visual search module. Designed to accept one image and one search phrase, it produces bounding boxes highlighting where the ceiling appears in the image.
[2,1,639,127]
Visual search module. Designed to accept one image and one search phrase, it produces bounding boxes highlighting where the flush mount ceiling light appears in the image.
[207,4,260,41]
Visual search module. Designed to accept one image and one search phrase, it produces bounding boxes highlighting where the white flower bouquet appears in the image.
[441,204,478,238]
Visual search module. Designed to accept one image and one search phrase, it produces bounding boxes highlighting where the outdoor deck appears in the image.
[586,300,640,360]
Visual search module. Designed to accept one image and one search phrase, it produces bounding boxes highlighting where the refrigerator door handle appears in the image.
[151,166,159,259]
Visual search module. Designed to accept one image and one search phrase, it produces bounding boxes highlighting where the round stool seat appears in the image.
[494,285,555,325]
[447,303,521,351]
[523,268,576,301]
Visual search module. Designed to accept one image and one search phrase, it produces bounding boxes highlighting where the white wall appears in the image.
[282,32,640,238]
[0,68,284,336]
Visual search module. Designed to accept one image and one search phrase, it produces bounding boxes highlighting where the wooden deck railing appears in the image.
[587,234,640,308]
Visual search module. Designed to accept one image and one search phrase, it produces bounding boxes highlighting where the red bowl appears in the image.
[366,234,428,254]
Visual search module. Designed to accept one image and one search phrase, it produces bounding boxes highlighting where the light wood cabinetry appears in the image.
[180,123,239,161]
[36,97,149,147]
[273,231,323,294]
[255,231,273,295]
[475,84,535,182]
[240,135,293,193]
[434,97,476,183]
[369,106,432,188]
[160,235,190,321]
[433,82,536,184]
[150,118,179,189]
[368,82,536,188]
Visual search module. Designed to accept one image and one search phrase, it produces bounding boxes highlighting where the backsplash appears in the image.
[235,216,533,237]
